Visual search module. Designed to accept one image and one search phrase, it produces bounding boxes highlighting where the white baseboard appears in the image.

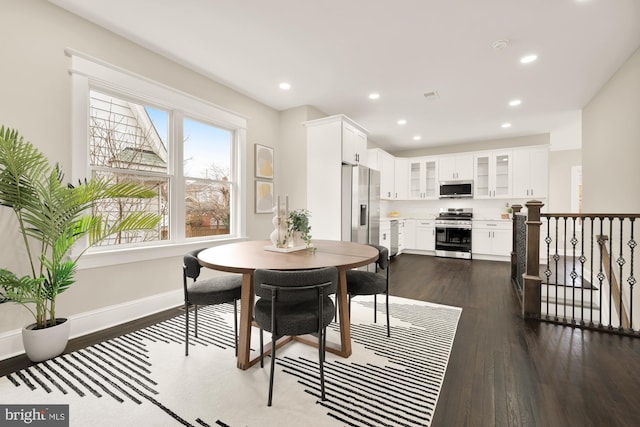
[0,289,183,361]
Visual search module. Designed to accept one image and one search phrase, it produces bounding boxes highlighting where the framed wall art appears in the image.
[255,180,274,214]
[255,144,274,179]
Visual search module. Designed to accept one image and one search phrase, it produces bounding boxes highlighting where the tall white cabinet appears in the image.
[305,115,368,240]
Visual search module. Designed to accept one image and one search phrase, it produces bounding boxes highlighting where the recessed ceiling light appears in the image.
[368,93,380,100]
[509,99,522,107]
[501,123,512,128]
[520,54,538,64]
[413,135,421,141]
[397,119,407,125]
[279,82,291,90]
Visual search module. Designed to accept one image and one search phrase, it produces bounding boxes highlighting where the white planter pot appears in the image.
[22,318,70,362]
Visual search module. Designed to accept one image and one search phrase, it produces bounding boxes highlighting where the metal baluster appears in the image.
[618,217,624,331]
[598,218,604,328]
[629,218,635,331]
[554,217,560,321]
[589,217,595,328]
[563,216,568,322]
[580,216,585,326]
[545,216,551,319]
[571,216,577,324]
[609,218,613,329]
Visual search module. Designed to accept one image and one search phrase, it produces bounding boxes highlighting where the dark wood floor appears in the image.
[2,255,639,426]
[390,255,640,427]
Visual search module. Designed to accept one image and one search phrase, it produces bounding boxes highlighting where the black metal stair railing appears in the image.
[511,201,639,336]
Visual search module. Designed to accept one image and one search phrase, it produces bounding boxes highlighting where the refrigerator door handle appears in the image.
[360,204,367,226]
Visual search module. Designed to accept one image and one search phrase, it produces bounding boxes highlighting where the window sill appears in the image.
[76,236,249,269]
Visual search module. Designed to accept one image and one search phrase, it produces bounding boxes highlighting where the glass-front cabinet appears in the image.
[409,157,439,200]
[474,151,512,199]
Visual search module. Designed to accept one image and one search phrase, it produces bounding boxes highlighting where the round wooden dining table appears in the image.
[198,239,379,370]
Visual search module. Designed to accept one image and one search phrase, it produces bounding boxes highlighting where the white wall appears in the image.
[547,150,581,213]
[279,105,326,210]
[0,1,280,334]
[582,48,640,213]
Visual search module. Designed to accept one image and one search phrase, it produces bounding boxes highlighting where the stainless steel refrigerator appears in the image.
[341,164,380,245]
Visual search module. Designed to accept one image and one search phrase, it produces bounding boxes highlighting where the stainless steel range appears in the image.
[435,208,472,259]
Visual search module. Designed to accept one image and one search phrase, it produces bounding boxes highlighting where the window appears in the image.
[69,51,247,266]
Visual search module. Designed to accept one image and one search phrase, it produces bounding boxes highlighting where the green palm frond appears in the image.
[0,126,162,328]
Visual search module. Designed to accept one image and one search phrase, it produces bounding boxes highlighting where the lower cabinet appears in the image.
[380,220,391,254]
[472,221,512,258]
[403,219,416,249]
[415,220,435,251]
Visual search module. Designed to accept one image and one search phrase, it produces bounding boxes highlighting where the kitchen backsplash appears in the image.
[381,197,542,220]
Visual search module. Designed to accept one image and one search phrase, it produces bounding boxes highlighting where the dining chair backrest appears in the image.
[371,244,389,271]
[254,267,338,303]
[183,248,205,280]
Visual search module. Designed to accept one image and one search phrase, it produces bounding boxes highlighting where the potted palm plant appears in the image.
[0,126,161,362]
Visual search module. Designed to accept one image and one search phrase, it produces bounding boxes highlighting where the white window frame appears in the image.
[68,49,247,269]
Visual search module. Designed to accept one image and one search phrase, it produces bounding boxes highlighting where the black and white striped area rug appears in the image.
[0,296,461,426]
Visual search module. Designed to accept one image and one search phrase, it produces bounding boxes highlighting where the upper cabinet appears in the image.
[369,148,395,199]
[409,157,439,199]
[342,120,368,166]
[438,154,474,181]
[304,115,368,167]
[394,157,408,200]
[512,146,548,198]
[474,151,512,199]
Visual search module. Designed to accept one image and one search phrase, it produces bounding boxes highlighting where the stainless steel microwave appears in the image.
[439,180,473,198]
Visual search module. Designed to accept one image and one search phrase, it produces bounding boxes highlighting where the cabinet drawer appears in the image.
[416,220,434,227]
[473,221,511,230]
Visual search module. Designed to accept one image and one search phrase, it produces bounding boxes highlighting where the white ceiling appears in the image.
[49,0,640,152]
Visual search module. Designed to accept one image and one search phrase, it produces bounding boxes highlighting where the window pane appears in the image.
[89,90,168,173]
[185,179,231,238]
[92,171,169,245]
[183,118,231,180]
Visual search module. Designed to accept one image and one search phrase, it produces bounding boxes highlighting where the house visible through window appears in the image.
[88,90,235,246]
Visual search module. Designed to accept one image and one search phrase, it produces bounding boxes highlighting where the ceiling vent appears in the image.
[492,39,510,50]
[423,91,439,100]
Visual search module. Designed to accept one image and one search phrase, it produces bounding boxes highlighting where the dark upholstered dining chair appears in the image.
[253,266,338,407]
[346,244,391,337]
[183,248,242,356]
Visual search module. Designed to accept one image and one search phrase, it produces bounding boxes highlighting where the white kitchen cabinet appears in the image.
[472,221,512,257]
[369,148,396,200]
[438,154,473,181]
[305,114,368,167]
[380,220,391,254]
[415,220,436,251]
[512,146,548,199]
[403,219,416,249]
[305,115,368,240]
[409,157,439,199]
[342,121,368,166]
[474,151,512,199]
[394,157,408,200]
[397,219,405,254]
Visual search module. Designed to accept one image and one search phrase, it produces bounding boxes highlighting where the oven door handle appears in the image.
[435,224,472,230]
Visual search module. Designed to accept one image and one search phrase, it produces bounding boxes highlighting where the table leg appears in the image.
[237,272,254,370]
[336,268,352,357]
